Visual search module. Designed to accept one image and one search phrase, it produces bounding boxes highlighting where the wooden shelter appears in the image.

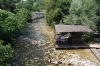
[54,25,92,49]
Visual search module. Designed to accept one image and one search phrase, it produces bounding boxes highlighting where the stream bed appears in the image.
[12,18,100,66]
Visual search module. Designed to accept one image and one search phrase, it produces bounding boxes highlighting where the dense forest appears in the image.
[0,0,100,66]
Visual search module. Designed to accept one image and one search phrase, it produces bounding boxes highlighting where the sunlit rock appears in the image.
[34,40,38,44]
[24,58,27,60]
[51,59,59,64]
[38,41,41,44]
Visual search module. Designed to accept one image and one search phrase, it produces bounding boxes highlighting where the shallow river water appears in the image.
[12,18,100,66]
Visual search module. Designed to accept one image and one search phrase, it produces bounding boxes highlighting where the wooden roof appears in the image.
[55,25,92,32]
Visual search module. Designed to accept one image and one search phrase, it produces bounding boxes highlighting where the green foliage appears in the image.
[0,1,32,66]
[45,0,72,26]
[0,8,30,40]
[0,7,30,66]
[64,0,98,31]
[63,0,99,42]
[15,8,30,29]
[95,0,100,30]
[0,40,13,66]
[45,0,99,42]
[18,0,34,11]
[82,33,95,43]
[18,0,45,11]
[0,9,15,39]
[33,0,45,11]
[0,0,21,13]
[96,0,100,14]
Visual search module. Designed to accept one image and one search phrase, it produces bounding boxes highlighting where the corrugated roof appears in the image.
[55,25,92,32]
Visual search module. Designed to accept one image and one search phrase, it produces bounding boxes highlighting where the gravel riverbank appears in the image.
[12,18,100,66]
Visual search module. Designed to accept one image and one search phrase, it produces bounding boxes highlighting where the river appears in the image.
[12,18,100,66]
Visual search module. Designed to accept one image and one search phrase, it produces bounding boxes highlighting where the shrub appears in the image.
[0,8,31,40]
[0,40,13,66]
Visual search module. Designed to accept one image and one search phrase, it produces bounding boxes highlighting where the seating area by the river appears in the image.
[54,25,93,49]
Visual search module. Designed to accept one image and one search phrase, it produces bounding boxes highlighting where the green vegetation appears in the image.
[45,0,98,30]
[64,0,98,31]
[45,0,72,26]
[0,0,45,65]
[1,0,100,65]
[0,40,13,66]
[0,7,30,66]
[0,0,20,13]
[0,8,30,41]
[18,0,45,11]
[95,0,100,30]
[45,0,100,42]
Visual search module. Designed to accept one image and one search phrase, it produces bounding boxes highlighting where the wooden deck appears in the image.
[90,48,100,61]
[55,43,89,49]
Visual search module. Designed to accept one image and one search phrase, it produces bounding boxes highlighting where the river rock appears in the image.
[38,41,41,44]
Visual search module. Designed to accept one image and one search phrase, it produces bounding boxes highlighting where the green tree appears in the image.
[63,0,99,42]
[18,0,45,11]
[0,40,13,66]
[34,0,45,11]
[95,0,100,16]
[95,0,100,29]
[0,8,30,40]
[45,0,72,26]
[15,8,30,29]
[18,0,34,11]
[64,0,98,31]
[0,9,15,40]
[0,1,31,66]
[0,0,21,13]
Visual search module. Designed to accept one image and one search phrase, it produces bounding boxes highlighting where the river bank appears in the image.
[12,18,100,66]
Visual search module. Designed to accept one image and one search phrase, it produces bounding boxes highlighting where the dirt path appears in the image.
[12,18,100,66]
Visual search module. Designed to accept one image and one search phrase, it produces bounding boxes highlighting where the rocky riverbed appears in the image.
[12,18,100,66]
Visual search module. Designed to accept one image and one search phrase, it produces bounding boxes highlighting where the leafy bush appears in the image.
[0,8,31,40]
[0,40,13,66]
[45,0,71,26]
[15,8,31,30]
[0,9,15,39]
[64,0,98,31]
